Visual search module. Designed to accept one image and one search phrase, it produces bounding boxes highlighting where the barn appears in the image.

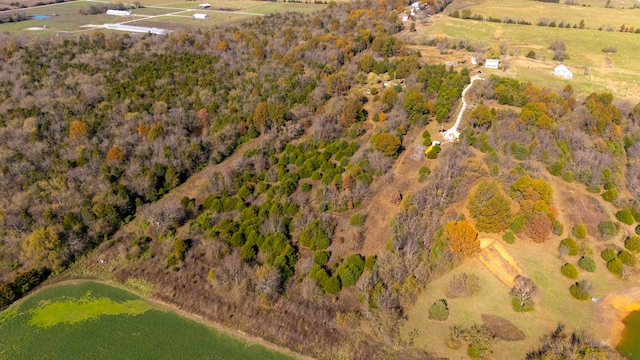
[103,23,171,35]
[193,13,209,19]
[106,9,132,16]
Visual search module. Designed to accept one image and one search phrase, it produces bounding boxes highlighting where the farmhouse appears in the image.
[106,10,132,16]
[193,13,209,19]
[554,64,573,79]
[485,59,500,69]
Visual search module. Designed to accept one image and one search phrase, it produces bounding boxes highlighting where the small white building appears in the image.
[485,59,500,69]
[106,9,132,16]
[198,3,211,8]
[553,64,573,79]
[193,13,209,19]
[471,56,477,65]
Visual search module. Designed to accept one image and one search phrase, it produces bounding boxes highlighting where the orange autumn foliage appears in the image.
[444,220,480,257]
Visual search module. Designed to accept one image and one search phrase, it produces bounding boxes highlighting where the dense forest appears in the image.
[1,0,640,358]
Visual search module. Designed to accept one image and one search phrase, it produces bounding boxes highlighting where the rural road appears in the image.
[441,75,484,142]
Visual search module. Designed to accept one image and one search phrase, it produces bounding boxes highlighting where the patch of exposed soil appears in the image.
[481,314,526,341]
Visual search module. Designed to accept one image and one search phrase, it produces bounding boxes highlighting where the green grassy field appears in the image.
[0,281,294,360]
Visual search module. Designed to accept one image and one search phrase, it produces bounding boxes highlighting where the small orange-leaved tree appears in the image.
[444,220,480,257]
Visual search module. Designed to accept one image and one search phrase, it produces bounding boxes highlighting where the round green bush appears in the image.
[616,209,635,225]
[502,231,516,244]
[577,256,596,272]
[349,213,365,227]
[313,250,331,266]
[428,299,449,321]
[618,250,637,267]
[572,224,587,239]
[602,188,618,202]
[559,238,578,256]
[569,281,591,300]
[561,263,579,279]
[551,220,564,236]
[598,220,617,237]
[323,276,341,294]
[607,258,624,278]
[600,248,617,262]
[625,236,640,253]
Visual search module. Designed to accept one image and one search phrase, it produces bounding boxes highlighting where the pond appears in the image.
[31,15,51,19]
[617,310,640,359]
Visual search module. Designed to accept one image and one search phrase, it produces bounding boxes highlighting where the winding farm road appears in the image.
[441,75,484,142]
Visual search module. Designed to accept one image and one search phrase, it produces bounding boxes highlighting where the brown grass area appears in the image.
[478,242,523,288]
[481,314,526,341]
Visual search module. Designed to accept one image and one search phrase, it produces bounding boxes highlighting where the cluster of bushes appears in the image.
[558,237,578,256]
[601,247,637,277]
[447,273,481,298]
[309,253,368,294]
[447,324,496,359]
[617,208,640,225]
[569,280,592,300]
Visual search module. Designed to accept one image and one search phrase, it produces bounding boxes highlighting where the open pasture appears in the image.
[0,281,294,360]
[0,0,326,35]
[413,10,640,102]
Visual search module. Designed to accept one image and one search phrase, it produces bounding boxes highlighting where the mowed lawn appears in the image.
[401,233,638,359]
[0,281,294,360]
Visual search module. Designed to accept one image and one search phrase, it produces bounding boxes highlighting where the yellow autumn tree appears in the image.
[22,226,66,271]
[444,220,480,257]
[69,120,88,143]
[468,181,512,233]
[106,146,124,163]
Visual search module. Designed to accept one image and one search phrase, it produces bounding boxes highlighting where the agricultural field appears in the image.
[0,281,295,360]
[407,0,640,102]
[0,0,326,35]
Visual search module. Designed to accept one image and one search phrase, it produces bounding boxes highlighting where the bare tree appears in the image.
[510,275,538,309]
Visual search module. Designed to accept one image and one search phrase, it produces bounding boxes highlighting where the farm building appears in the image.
[554,64,573,79]
[198,3,211,8]
[106,10,132,16]
[103,23,171,35]
[193,13,209,19]
[485,59,500,69]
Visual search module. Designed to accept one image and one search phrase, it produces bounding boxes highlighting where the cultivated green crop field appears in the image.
[0,281,293,360]
[0,0,325,35]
